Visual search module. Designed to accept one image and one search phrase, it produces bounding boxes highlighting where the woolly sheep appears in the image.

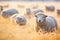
[2,8,18,18]
[35,13,58,32]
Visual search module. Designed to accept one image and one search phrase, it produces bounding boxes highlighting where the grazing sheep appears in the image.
[2,8,18,18]
[32,5,38,9]
[15,16,27,25]
[35,13,58,32]
[26,8,32,15]
[33,9,44,15]
[3,4,9,8]
[18,4,24,8]
[10,14,27,25]
[0,6,3,11]
[57,9,60,15]
[25,8,32,18]
[46,6,55,11]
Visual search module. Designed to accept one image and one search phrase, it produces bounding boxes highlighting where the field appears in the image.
[0,2,60,40]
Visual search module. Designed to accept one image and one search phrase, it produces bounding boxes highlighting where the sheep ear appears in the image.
[35,15,37,17]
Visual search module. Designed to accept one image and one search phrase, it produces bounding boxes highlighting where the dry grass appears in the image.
[0,2,60,40]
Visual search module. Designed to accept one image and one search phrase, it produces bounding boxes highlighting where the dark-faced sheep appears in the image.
[2,8,18,18]
[0,6,3,11]
[35,13,58,32]
[0,6,3,15]
[57,9,60,15]
[46,6,55,11]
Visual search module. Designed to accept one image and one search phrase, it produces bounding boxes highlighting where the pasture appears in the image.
[0,2,60,40]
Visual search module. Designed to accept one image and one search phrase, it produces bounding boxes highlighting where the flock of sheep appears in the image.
[0,5,59,33]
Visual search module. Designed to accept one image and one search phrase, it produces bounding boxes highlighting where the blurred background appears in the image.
[0,0,60,40]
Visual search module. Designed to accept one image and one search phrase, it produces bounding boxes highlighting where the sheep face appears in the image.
[35,14,47,24]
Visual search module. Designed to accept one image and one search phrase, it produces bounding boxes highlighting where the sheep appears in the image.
[45,5,55,11]
[32,5,38,9]
[25,8,33,18]
[10,14,27,25]
[18,4,24,8]
[15,16,27,25]
[2,8,18,18]
[57,9,60,15]
[3,4,9,8]
[26,8,32,15]
[35,13,58,32]
[0,6,3,11]
[0,6,3,15]
[33,9,44,15]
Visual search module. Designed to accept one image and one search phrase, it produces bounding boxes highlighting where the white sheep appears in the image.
[35,13,58,32]
[10,14,27,25]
